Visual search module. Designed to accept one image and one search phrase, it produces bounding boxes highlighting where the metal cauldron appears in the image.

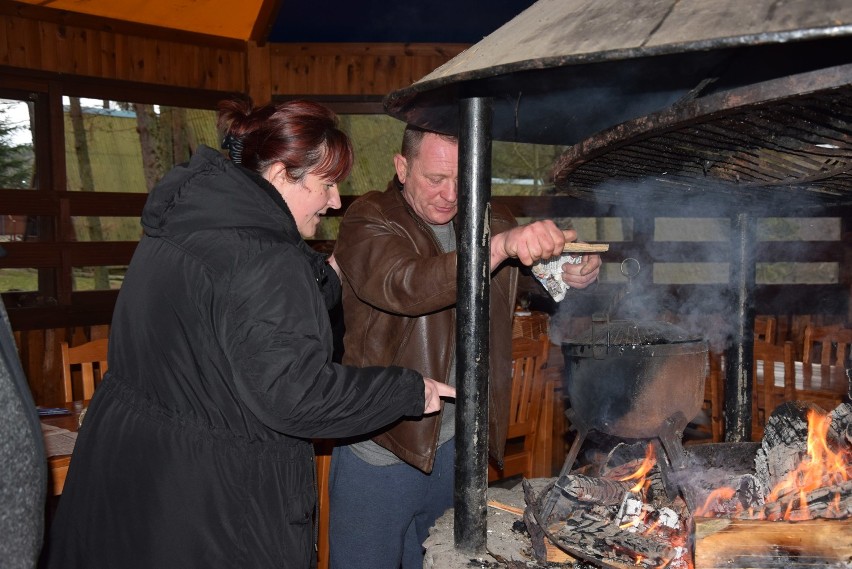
[562,318,708,440]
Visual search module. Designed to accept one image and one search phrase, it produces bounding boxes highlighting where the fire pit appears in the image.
[425,395,852,569]
[523,396,852,568]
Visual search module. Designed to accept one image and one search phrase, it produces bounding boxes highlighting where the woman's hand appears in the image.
[423,378,455,414]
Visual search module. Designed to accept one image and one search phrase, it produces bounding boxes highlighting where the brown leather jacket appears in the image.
[334,181,518,473]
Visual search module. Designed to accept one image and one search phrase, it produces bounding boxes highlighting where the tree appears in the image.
[68,97,110,290]
[0,101,35,189]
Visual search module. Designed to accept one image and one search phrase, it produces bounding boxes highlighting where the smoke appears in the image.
[548,177,837,352]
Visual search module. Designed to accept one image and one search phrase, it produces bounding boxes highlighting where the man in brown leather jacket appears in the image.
[329,125,601,569]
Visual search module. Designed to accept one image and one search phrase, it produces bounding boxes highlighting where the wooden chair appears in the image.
[751,339,795,441]
[60,338,109,403]
[799,324,852,409]
[699,351,725,443]
[802,324,852,369]
[512,310,549,340]
[533,365,563,477]
[754,315,776,344]
[488,334,550,482]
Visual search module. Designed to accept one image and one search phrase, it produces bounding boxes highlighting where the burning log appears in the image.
[552,474,636,506]
[751,479,852,521]
[694,517,852,568]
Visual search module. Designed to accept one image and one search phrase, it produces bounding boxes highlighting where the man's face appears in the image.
[394,133,458,226]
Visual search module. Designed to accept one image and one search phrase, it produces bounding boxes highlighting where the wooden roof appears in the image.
[12,0,282,42]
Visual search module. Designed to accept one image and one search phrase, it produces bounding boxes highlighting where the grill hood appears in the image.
[384,0,852,208]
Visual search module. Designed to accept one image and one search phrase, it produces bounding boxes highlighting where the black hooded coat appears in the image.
[45,146,424,569]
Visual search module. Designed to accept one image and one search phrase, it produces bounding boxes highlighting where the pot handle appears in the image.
[591,313,610,360]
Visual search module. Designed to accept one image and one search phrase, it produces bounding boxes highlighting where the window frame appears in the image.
[0,69,228,329]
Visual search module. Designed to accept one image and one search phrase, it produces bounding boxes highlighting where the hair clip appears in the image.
[221,133,244,165]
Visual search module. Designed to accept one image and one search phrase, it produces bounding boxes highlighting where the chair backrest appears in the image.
[505,334,550,439]
[60,338,109,403]
[802,324,852,368]
[512,310,549,340]
[751,339,795,440]
[754,315,777,344]
[489,334,550,481]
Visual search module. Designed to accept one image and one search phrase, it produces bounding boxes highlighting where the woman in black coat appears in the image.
[45,98,453,569]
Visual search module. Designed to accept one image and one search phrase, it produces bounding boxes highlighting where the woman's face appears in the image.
[266,164,342,238]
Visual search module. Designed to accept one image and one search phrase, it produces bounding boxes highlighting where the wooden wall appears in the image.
[0,3,467,405]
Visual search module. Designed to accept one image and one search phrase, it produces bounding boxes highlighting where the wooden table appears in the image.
[40,402,83,496]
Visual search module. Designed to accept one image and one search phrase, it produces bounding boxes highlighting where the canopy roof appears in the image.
[384,0,852,146]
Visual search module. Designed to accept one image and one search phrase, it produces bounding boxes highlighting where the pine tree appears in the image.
[0,102,35,189]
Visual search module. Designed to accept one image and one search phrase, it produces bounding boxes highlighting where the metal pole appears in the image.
[724,213,756,442]
[454,95,492,554]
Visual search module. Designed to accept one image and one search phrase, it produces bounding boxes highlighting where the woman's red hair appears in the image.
[217,97,354,183]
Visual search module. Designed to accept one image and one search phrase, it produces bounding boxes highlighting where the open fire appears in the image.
[522,400,852,568]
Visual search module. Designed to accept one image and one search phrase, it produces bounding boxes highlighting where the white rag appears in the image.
[531,253,582,302]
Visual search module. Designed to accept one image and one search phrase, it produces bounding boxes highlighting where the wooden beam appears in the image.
[249,0,283,44]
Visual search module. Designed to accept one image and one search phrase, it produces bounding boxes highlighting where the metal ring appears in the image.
[620,258,641,279]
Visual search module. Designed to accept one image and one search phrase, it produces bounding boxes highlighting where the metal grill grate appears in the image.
[551,65,852,211]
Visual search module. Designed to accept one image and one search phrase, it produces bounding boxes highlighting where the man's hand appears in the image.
[423,378,455,414]
[561,253,601,289]
[491,220,569,269]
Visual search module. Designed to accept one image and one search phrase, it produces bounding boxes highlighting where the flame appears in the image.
[613,444,692,568]
[619,444,656,493]
[765,410,850,520]
[696,409,851,520]
[693,487,737,517]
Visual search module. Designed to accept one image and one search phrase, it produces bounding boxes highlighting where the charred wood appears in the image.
[750,479,852,521]
[552,474,636,506]
[755,401,813,489]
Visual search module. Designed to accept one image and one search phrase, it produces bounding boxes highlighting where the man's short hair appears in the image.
[400,125,458,160]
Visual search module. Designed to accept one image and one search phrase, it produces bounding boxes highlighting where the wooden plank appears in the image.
[694,517,852,568]
[249,0,283,43]
[0,241,137,267]
[5,10,29,68]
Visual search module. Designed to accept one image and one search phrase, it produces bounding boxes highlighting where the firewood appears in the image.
[694,517,852,568]
[553,473,636,505]
[486,499,524,516]
[753,479,852,521]
[562,242,609,253]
